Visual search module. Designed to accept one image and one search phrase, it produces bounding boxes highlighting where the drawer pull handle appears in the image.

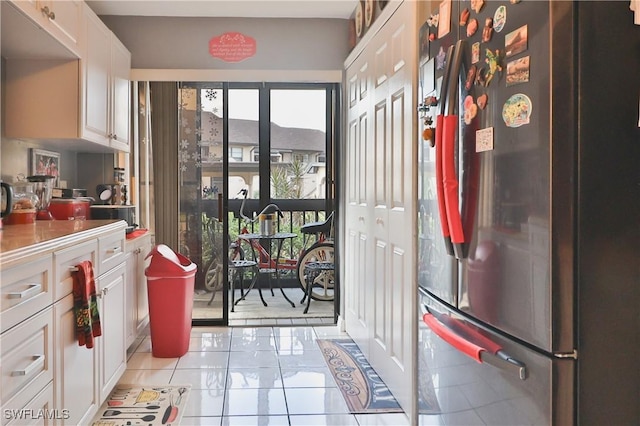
[7,284,42,300]
[107,247,121,254]
[11,354,45,377]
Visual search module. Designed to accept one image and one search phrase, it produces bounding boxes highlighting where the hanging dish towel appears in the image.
[73,261,102,348]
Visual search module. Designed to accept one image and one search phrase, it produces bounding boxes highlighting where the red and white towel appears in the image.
[72,261,102,348]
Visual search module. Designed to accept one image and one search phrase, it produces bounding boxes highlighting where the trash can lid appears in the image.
[145,244,197,277]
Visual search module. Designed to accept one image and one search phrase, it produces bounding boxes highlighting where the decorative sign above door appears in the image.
[208,32,256,63]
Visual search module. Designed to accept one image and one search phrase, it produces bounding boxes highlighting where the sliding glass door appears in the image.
[178,83,227,323]
[178,82,337,325]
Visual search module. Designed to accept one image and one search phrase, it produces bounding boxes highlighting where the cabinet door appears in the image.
[53,294,99,426]
[110,35,132,152]
[135,237,151,335]
[37,0,82,55]
[8,0,81,57]
[124,252,137,348]
[97,263,127,402]
[82,7,110,146]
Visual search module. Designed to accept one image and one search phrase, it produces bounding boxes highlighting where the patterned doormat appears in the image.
[91,384,190,426]
[317,339,404,414]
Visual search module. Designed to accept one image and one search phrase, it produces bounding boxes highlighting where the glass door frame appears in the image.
[188,82,339,326]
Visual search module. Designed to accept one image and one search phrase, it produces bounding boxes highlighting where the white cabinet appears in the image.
[51,227,126,424]
[2,2,131,153]
[82,5,131,151]
[0,307,54,425]
[96,262,127,402]
[2,0,82,58]
[1,255,53,334]
[53,294,99,426]
[125,234,152,348]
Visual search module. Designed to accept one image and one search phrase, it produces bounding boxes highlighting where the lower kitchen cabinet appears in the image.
[53,242,128,424]
[125,234,151,348]
[96,262,127,403]
[53,294,99,426]
[6,382,55,426]
[0,307,54,426]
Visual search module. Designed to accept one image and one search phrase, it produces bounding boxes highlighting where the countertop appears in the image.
[1,220,127,267]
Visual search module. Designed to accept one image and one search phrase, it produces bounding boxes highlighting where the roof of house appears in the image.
[198,110,325,152]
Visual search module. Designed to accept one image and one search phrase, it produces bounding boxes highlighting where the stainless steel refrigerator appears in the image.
[417,1,640,425]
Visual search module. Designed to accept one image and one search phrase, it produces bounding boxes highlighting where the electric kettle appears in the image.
[1,182,14,229]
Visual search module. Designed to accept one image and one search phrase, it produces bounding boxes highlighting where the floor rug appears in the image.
[317,339,403,414]
[91,384,190,426]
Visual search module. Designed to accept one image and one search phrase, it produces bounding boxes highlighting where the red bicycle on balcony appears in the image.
[205,189,334,303]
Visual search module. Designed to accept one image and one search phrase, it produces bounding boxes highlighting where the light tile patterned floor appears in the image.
[123,325,410,425]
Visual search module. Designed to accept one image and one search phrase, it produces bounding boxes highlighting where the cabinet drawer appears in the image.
[53,240,98,301]
[4,381,55,426]
[1,255,53,334]
[0,307,54,414]
[97,232,125,276]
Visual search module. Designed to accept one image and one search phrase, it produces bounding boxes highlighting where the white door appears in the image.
[344,56,373,349]
[343,1,417,420]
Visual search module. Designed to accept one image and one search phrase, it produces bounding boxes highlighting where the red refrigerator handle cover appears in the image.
[442,115,465,244]
[423,313,483,363]
[435,114,450,239]
[432,311,503,355]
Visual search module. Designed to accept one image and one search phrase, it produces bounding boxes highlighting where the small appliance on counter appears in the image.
[96,183,128,206]
[3,181,39,225]
[1,181,14,229]
[49,198,92,221]
[90,205,136,231]
[26,175,55,220]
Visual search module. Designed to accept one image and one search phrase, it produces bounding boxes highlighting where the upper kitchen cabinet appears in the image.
[82,6,131,151]
[2,2,132,153]
[1,0,82,59]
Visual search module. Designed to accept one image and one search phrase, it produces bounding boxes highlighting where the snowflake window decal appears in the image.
[205,89,218,101]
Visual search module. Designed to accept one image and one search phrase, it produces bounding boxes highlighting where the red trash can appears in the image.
[145,244,197,358]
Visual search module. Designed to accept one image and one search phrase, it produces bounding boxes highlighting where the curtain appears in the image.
[150,82,179,249]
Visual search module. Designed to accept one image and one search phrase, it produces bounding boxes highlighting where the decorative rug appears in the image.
[91,384,191,426]
[317,339,403,414]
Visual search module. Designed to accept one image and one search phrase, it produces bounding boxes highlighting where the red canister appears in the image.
[48,199,90,220]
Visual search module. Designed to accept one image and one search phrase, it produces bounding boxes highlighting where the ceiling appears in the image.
[85,1,358,19]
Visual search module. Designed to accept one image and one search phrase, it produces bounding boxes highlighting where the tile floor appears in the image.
[123,325,409,426]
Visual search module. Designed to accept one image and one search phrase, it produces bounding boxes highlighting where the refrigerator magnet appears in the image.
[470,0,485,14]
[477,93,488,110]
[494,6,507,32]
[438,0,452,39]
[436,46,447,70]
[502,93,532,128]
[505,25,528,57]
[482,18,494,43]
[476,127,494,152]
[472,42,481,64]
[465,65,477,91]
[464,95,478,125]
[467,18,479,37]
[485,49,504,86]
[460,8,470,26]
[506,56,530,86]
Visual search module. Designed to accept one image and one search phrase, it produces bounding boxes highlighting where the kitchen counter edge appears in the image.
[0,220,127,269]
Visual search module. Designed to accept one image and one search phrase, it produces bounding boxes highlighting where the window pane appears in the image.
[228,89,259,198]
[270,89,326,199]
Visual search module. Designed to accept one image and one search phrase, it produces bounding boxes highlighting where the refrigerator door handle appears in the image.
[435,45,456,256]
[423,312,528,380]
[442,40,468,259]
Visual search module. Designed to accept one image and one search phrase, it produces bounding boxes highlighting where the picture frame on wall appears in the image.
[31,148,61,187]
